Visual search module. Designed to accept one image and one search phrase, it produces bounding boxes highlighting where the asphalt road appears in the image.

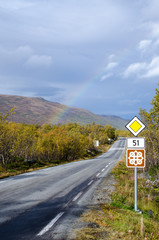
[0,138,126,240]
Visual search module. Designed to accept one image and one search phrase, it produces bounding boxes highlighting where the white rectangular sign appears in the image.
[127,138,145,148]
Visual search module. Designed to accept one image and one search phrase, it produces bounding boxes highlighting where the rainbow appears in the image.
[50,51,127,124]
[50,105,69,124]
[50,71,103,124]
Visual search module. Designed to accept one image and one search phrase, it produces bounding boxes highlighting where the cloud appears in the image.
[0,45,33,65]
[100,59,118,81]
[138,40,152,51]
[124,56,159,79]
[0,0,159,119]
[108,54,116,62]
[100,73,113,81]
[16,45,33,56]
[0,1,34,10]
[144,67,159,78]
[0,45,52,73]
[154,38,159,45]
[143,0,159,20]
[149,56,159,68]
[25,54,52,68]
[123,62,147,78]
[142,56,159,78]
[0,0,135,47]
[0,73,64,99]
[105,62,118,71]
[148,22,159,37]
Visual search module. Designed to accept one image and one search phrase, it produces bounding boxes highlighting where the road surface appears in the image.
[0,138,126,240]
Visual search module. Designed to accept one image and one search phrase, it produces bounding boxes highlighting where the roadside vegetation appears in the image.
[76,156,159,240]
[139,85,159,172]
[0,111,116,178]
[75,85,159,240]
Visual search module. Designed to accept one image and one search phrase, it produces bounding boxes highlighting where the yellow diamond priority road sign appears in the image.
[125,116,146,136]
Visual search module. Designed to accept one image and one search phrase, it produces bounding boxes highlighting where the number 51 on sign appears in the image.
[127,137,145,148]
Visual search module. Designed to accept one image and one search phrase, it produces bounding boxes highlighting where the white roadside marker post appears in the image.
[125,116,146,212]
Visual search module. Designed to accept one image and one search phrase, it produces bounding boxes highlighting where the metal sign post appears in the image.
[134,167,138,211]
[125,116,146,212]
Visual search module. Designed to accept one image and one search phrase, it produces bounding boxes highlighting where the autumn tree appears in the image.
[139,84,159,170]
[0,108,117,168]
[0,108,16,165]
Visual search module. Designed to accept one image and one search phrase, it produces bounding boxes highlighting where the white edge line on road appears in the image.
[109,148,125,151]
[37,212,64,236]
[88,180,94,186]
[24,172,36,175]
[73,192,83,202]
[0,181,6,184]
[64,201,70,208]
[96,173,100,177]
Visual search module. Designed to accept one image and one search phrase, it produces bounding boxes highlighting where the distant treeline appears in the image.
[0,110,116,168]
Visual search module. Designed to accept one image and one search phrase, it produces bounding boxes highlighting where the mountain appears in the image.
[0,95,128,129]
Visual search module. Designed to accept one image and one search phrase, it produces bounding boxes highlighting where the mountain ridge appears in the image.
[0,94,128,129]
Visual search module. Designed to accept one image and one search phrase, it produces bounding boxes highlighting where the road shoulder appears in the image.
[67,173,116,240]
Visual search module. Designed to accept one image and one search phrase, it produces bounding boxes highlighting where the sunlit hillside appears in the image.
[0,95,128,129]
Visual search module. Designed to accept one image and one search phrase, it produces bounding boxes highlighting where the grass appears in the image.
[0,161,56,179]
[76,205,159,240]
[111,159,159,221]
[75,156,159,240]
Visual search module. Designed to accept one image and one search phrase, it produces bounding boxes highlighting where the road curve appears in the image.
[0,138,126,240]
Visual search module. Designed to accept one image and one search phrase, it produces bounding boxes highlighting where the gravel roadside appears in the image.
[67,173,116,240]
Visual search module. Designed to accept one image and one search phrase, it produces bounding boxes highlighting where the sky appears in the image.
[0,0,159,119]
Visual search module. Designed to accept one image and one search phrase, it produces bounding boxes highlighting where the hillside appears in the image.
[0,95,128,129]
